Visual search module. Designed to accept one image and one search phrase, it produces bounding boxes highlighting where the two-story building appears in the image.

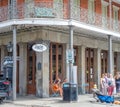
[0,0,120,99]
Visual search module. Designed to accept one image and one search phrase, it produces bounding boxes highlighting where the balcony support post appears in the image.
[108,35,113,74]
[109,0,112,29]
[11,0,17,19]
[12,25,17,101]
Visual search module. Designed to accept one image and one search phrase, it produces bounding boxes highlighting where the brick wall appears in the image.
[0,0,8,6]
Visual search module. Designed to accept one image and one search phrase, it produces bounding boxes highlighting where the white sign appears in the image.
[66,49,74,63]
[32,44,47,52]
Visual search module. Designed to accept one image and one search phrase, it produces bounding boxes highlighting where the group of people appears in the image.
[100,72,120,96]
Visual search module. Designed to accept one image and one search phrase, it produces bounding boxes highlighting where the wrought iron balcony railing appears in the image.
[0,1,120,33]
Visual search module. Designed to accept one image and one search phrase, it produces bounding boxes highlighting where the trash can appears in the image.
[63,83,78,101]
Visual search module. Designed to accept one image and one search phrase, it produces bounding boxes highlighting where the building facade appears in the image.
[0,0,120,98]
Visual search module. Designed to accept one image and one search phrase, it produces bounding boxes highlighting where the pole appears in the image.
[109,0,112,30]
[11,0,17,101]
[68,0,73,81]
[108,0,113,74]
[69,0,73,83]
[69,26,73,83]
[108,35,112,74]
[12,0,17,19]
[12,25,17,100]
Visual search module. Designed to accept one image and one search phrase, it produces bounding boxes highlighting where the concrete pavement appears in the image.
[0,94,120,107]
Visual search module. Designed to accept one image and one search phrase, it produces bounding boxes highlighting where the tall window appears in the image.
[88,0,95,24]
[113,5,119,31]
[101,1,108,28]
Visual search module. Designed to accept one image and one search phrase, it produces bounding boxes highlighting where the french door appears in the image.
[85,48,94,93]
[27,44,36,94]
[73,46,78,66]
[101,50,108,74]
[114,52,118,74]
[17,45,19,93]
[49,43,64,84]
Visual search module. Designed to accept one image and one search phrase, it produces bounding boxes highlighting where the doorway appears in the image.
[85,48,94,93]
[114,52,118,75]
[101,50,108,74]
[17,45,19,93]
[27,44,36,94]
[49,43,64,84]
[73,46,78,66]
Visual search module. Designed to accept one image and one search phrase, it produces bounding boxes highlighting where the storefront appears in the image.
[0,25,120,97]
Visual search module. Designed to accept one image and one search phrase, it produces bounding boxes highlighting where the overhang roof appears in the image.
[0,18,119,41]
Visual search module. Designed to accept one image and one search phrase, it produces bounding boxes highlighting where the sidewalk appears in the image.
[2,94,120,107]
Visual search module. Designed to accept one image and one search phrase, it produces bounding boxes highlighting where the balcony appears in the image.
[0,1,120,33]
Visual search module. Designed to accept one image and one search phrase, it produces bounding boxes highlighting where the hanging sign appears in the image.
[32,44,47,52]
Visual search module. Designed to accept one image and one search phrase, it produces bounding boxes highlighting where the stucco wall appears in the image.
[0,27,120,51]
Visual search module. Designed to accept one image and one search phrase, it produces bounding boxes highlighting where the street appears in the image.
[0,103,25,107]
[0,94,120,107]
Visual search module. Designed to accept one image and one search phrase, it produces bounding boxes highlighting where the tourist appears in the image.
[107,73,115,96]
[100,74,108,95]
[115,72,120,93]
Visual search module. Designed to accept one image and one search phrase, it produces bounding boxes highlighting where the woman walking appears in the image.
[107,73,115,96]
[115,72,120,93]
[100,74,108,95]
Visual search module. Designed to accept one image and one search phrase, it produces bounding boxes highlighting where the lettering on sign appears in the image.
[32,44,47,52]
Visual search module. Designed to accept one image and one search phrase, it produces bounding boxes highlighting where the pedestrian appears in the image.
[107,73,115,96]
[100,74,108,95]
[115,72,120,93]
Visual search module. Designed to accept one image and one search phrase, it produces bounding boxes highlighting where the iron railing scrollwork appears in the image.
[0,1,119,33]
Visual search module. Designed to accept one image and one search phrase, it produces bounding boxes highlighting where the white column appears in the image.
[19,43,27,95]
[94,48,101,90]
[80,45,85,94]
[36,45,49,98]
